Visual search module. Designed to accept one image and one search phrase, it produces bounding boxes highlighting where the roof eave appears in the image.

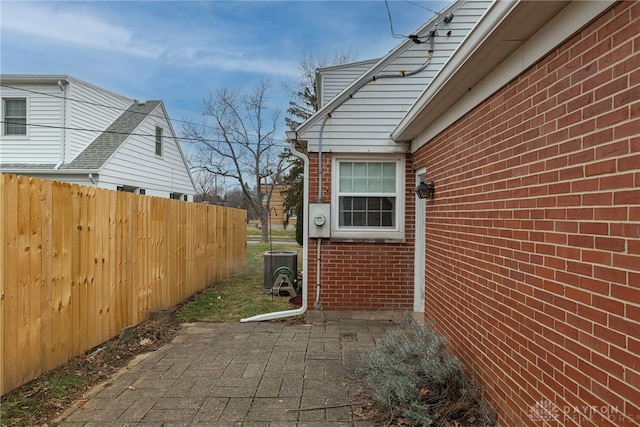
[392,0,527,142]
[393,0,615,144]
[0,168,100,174]
[0,74,70,86]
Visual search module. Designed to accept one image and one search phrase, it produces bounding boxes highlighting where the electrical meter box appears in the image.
[309,203,331,238]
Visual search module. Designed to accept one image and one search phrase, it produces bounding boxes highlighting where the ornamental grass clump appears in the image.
[363,315,496,426]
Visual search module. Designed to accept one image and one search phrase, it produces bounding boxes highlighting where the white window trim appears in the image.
[331,154,405,242]
[2,96,29,138]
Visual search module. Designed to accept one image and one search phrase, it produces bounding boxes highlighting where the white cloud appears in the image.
[0,2,298,78]
[1,2,165,58]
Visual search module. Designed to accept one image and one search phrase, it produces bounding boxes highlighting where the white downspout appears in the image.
[54,79,66,169]
[240,139,309,322]
[241,27,440,322]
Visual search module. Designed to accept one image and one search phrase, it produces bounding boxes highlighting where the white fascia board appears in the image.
[155,102,197,191]
[0,168,99,174]
[0,74,70,85]
[395,0,616,148]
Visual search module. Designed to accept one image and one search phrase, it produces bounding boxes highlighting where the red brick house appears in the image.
[282,0,639,425]
[286,0,494,316]
[394,1,639,424]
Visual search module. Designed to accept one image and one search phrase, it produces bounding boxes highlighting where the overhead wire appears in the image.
[0,83,289,145]
[0,84,199,129]
[384,0,439,44]
[384,0,408,39]
[402,0,440,15]
[0,119,196,142]
[0,119,289,148]
[0,85,290,146]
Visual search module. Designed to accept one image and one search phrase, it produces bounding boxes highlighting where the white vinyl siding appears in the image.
[331,155,405,241]
[0,77,132,164]
[0,85,63,163]
[65,78,132,162]
[318,59,378,107]
[99,104,194,199]
[302,0,493,153]
[0,76,195,200]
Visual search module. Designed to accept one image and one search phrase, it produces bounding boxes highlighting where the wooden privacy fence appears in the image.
[0,174,247,395]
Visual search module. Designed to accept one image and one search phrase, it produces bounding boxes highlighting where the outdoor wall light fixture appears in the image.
[415,180,435,199]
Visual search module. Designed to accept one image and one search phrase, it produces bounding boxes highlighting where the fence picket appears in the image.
[1,174,246,394]
[2,175,18,392]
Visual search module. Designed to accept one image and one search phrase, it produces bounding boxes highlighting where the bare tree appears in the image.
[284,51,357,130]
[183,79,290,242]
[190,163,225,205]
[282,51,358,244]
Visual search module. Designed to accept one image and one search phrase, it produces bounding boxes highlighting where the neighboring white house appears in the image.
[0,75,196,200]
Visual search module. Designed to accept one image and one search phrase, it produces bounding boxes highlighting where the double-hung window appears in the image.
[3,98,27,136]
[332,156,405,241]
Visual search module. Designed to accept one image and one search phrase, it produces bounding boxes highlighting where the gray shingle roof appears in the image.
[61,100,161,170]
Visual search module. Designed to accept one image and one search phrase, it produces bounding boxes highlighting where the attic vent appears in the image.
[137,100,147,106]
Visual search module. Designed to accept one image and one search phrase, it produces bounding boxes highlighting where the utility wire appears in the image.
[0,119,197,142]
[402,0,440,15]
[0,84,199,129]
[0,120,289,148]
[384,0,437,44]
[384,0,407,39]
[0,84,289,143]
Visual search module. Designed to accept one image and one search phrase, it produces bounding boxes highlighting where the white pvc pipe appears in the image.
[315,237,322,310]
[240,140,309,322]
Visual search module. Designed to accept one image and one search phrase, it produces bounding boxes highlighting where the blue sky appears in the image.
[1,0,447,141]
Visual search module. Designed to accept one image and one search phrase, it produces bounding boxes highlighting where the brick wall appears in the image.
[413,2,639,425]
[306,153,415,311]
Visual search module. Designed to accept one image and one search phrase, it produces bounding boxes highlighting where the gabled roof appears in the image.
[61,100,161,170]
[289,0,463,139]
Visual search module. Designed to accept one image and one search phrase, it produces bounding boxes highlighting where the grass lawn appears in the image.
[1,241,304,427]
[246,220,297,241]
[176,242,304,322]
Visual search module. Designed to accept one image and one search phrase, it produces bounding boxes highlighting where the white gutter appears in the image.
[0,168,99,175]
[240,137,309,322]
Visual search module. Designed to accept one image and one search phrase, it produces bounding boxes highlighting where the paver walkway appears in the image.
[56,319,398,426]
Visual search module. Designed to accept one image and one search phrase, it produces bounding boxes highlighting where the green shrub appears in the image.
[362,315,496,426]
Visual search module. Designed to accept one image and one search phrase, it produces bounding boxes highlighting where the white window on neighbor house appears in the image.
[3,98,27,136]
[332,155,405,241]
[155,126,163,156]
[117,185,138,193]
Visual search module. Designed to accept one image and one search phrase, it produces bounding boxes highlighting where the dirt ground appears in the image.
[1,311,182,427]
